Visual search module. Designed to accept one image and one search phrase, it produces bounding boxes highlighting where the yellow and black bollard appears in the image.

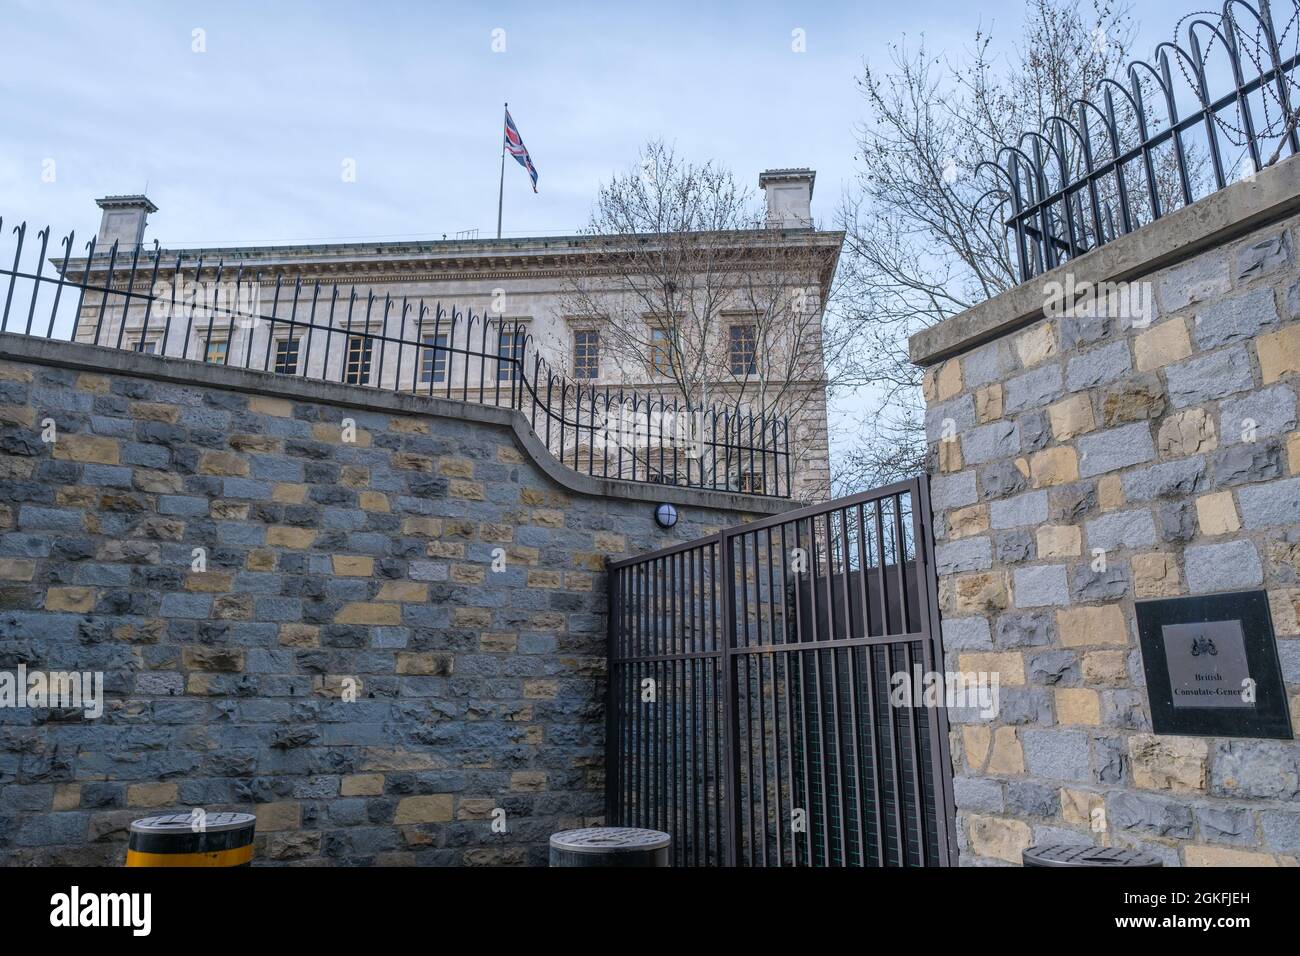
[126,812,256,867]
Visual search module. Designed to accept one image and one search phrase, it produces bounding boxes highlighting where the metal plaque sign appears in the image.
[1135,590,1292,739]
[1161,621,1252,708]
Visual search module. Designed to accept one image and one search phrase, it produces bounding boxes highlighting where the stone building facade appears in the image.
[911,155,1300,865]
[0,334,784,865]
[70,170,840,501]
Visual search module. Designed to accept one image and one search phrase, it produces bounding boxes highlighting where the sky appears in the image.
[0,0,1202,469]
[1,0,1198,246]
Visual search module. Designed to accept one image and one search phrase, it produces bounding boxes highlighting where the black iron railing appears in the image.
[978,0,1300,283]
[0,219,791,497]
[606,478,956,866]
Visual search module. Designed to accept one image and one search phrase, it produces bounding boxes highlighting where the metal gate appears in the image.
[605,476,957,866]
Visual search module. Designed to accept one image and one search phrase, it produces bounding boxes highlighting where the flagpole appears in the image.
[496,102,507,240]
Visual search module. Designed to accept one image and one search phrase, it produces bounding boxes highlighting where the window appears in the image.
[274,338,300,375]
[497,327,523,382]
[133,339,157,355]
[204,338,228,365]
[345,336,373,385]
[421,334,448,384]
[738,471,765,495]
[729,324,757,375]
[650,327,673,376]
[574,329,600,380]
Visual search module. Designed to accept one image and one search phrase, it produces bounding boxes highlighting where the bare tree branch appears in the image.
[830,0,1203,490]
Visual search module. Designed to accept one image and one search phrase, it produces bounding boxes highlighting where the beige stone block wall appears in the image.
[920,207,1300,866]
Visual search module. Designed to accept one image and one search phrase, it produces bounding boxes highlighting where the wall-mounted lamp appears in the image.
[654,503,678,529]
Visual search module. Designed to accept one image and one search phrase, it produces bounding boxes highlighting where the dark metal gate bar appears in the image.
[605,476,957,866]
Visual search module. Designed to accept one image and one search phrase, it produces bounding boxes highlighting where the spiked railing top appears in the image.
[976,0,1300,284]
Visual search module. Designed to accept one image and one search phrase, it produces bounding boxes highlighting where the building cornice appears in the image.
[66,228,844,266]
[61,229,846,293]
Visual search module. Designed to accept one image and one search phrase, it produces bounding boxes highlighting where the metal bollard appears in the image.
[1023,844,1163,867]
[549,827,671,867]
[126,812,257,867]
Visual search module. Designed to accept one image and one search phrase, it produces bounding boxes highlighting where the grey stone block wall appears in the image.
[920,210,1300,867]
[0,351,767,865]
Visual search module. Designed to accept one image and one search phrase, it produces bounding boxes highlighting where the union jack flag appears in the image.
[504,108,539,192]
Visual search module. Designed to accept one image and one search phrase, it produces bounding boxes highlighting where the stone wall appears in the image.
[0,335,781,865]
[912,158,1300,866]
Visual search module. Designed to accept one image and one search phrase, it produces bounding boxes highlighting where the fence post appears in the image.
[604,557,620,827]
[912,473,959,865]
[718,529,742,867]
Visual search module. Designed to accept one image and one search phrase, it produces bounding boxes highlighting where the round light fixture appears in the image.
[654,503,678,529]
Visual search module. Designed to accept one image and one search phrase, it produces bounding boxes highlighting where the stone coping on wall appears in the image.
[910,153,1300,368]
[0,332,792,517]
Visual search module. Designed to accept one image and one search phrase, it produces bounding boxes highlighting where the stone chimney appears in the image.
[94,195,158,250]
[759,169,814,229]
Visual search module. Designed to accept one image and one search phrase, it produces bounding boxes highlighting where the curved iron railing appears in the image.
[0,219,792,498]
[977,0,1300,283]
